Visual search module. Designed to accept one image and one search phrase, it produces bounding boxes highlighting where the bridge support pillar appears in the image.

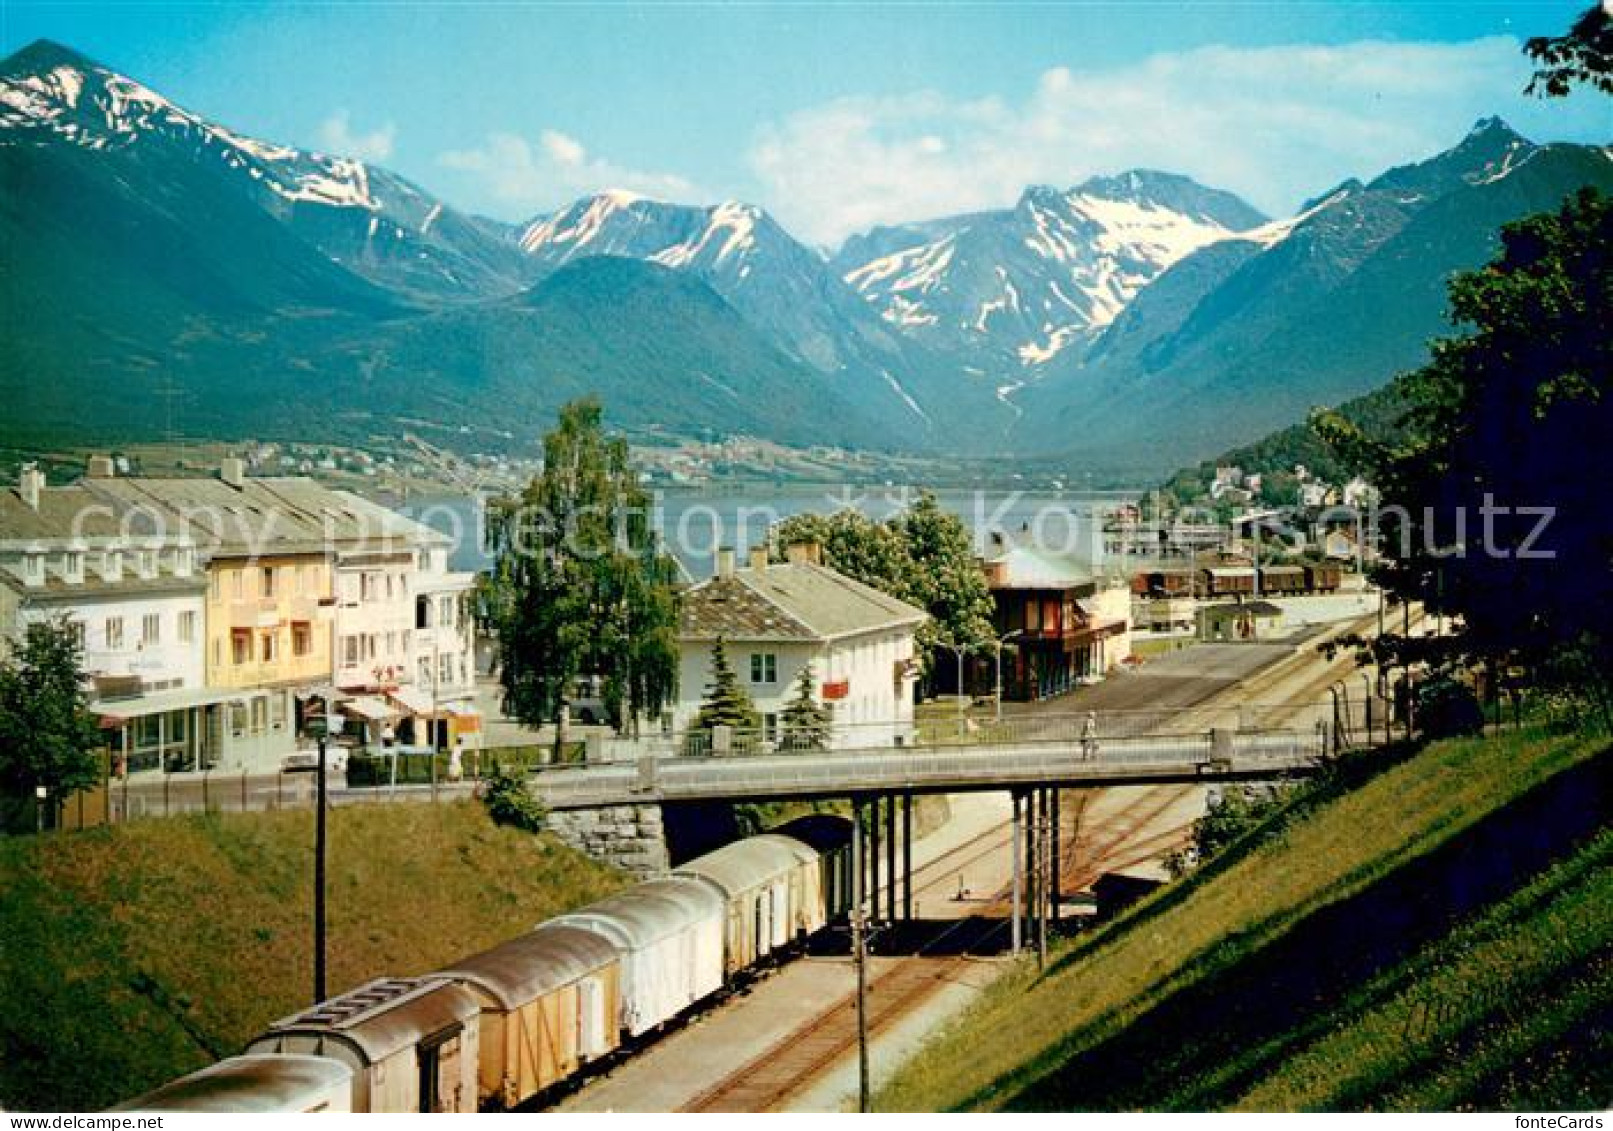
[901,791,913,922]
[1050,789,1061,924]
[1010,790,1023,954]
[885,792,897,925]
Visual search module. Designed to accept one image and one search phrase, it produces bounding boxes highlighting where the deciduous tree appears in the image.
[482,398,679,738]
[0,618,103,830]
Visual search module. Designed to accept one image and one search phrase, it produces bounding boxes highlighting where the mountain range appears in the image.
[2,39,1609,474]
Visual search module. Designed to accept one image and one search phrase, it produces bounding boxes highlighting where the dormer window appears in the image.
[62,551,85,584]
[102,548,124,582]
[137,549,157,579]
[21,552,45,587]
[173,546,195,578]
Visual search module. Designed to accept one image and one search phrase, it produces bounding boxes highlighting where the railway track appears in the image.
[678,783,1193,1112]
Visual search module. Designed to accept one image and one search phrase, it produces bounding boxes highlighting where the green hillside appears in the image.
[881,725,1611,1111]
[0,801,627,1111]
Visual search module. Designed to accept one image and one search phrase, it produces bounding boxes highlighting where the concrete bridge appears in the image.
[529,727,1327,811]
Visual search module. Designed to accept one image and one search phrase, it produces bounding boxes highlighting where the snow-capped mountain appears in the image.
[516,191,1007,438]
[1016,118,1613,468]
[0,39,528,300]
[830,171,1267,371]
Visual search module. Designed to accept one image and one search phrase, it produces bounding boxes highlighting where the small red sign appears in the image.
[822,679,850,701]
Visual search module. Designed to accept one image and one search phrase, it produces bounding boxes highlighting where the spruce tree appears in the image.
[780,663,832,752]
[688,638,760,751]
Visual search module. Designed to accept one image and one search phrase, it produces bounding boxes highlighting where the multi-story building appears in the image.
[85,461,338,768]
[675,545,926,749]
[0,466,225,772]
[979,540,1132,702]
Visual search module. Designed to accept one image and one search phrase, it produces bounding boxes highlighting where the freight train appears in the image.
[1134,564,1343,599]
[112,814,856,1113]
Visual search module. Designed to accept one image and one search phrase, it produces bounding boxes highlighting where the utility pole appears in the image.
[851,797,870,1113]
[314,725,328,1005]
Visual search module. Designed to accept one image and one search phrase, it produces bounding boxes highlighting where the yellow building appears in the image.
[204,554,333,691]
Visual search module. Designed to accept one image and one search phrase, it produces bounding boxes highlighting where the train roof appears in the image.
[673,834,817,897]
[551,878,723,951]
[1203,566,1257,578]
[772,814,854,853]
[253,977,480,1065]
[1261,564,1306,576]
[109,1055,352,1113]
[435,924,618,1010]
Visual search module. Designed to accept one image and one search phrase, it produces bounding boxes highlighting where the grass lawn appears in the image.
[0,801,627,1111]
[878,723,1610,1111]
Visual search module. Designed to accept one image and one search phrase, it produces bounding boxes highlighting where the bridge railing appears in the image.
[672,702,1331,760]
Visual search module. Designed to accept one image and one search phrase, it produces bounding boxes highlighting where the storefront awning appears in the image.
[386,686,437,716]
[92,686,245,724]
[341,696,397,723]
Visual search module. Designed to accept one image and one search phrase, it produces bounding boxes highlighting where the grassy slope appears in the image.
[0,802,627,1111]
[880,725,1610,1111]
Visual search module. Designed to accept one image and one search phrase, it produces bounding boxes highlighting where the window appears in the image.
[438,652,453,685]
[231,629,251,665]
[63,551,84,581]
[292,622,312,657]
[210,570,221,600]
[66,619,86,649]
[141,613,160,647]
[416,596,431,630]
[260,631,277,663]
[21,553,44,585]
[106,616,125,650]
[749,652,778,685]
[231,570,244,600]
[342,636,360,666]
[178,611,196,644]
[261,566,276,599]
[439,596,455,628]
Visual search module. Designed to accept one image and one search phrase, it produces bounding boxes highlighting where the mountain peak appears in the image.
[1464,115,1525,143]
[0,38,99,78]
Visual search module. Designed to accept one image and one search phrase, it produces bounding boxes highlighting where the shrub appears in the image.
[481,765,548,833]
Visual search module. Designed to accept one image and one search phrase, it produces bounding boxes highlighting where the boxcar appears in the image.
[435,924,622,1109]
[1305,563,1342,592]
[110,1055,354,1114]
[1201,566,1256,597]
[773,814,855,927]
[1260,565,1307,594]
[549,878,725,1038]
[1149,569,1195,598]
[247,977,481,1113]
[675,834,822,973]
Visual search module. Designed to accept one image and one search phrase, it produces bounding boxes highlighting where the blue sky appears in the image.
[4,2,1608,243]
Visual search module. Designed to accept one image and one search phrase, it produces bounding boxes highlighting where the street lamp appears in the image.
[992,629,1023,722]
[936,642,970,723]
[34,784,47,834]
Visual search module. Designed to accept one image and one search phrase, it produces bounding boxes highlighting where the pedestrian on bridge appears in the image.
[1081,710,1100,760]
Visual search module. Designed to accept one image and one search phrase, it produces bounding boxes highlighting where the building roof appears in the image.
[0,483,135,546]
[1203,600,1284,618]
[984,544,1099,592]
[81,475,450,558]
[679,561,926,644]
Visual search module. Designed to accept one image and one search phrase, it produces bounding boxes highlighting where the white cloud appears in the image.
[316,109,396,162]
[749,37,1611,247]
[438,129,697,215]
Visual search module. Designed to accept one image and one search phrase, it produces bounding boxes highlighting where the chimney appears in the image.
[714,548,736,579]
[85,455,116,479]
[785,540,822,566]
[18,465,44,510]
[749,545,769,574]
[220,456,246,488]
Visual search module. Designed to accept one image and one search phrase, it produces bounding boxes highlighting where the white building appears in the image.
[0,468,222,773]
[406,543,479,748]
[675,547,926,750]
